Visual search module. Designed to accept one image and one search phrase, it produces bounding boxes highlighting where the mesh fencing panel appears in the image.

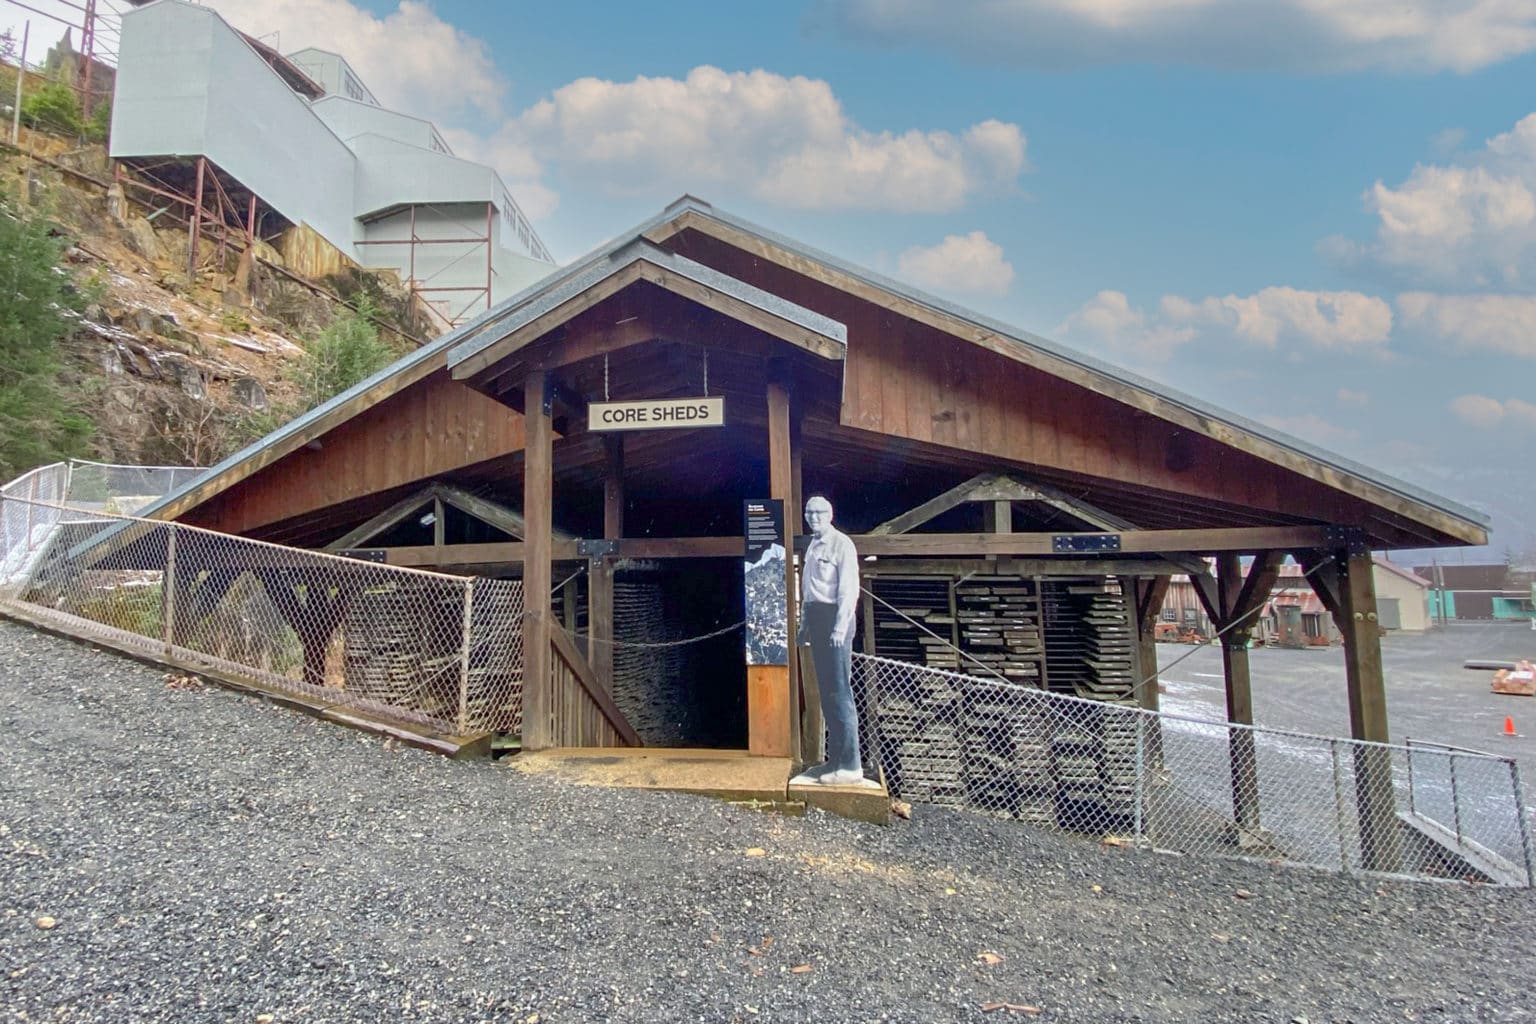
[0,494,522,737]
[856,652,1534,886]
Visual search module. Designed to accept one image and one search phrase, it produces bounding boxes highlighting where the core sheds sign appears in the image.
[589,397,725,432]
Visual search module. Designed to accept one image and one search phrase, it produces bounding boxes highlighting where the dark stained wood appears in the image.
[187,369,526,536]
[549,622,642,746]
[1216,552,1260,835]
[522,371,554,750]
[1337,547,1401,871]
[854,526,1331,557]
[591,436,623,696]
[766,372,796,760]
[657,213,1485,547]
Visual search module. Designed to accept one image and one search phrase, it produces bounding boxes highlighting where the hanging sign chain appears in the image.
[604,353,610,401]
[703,347,709,397]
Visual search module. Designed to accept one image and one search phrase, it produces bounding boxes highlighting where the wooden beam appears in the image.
[324,486,436,551]
[522,371,554,750]
[436,484,559,542]
[637,261,845,362]
[851,526,1331,557]
[860,556,1194,577]
[1189,570,1221,631]
[1135,575,1172,628]
[549,623,642,747]
[868,472,1003,536]
[1230,550,1285,629]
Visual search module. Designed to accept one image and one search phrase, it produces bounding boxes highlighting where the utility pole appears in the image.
[11,21,28,146]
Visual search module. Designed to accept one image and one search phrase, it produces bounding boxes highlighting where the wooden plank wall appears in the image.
[188,370,526,535]
[670,234,1361,526]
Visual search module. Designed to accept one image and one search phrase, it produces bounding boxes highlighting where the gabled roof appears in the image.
[130,196,1489,549]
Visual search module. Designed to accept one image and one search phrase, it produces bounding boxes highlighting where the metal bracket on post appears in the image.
[1052,533,1122,553]
[577,538,620,559]
[1323,525,1369,560]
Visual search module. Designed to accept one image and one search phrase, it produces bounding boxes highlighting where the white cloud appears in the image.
[1056,290,1195,361]
[1060,286,1392,360]
[497,67,1027,212]
[1449,394,1536,429]
[1333,113,1536,287]
[897,231,1015,295]
[816,0,1536,73]
[1397,292,1536,358]
[1165,287,1394,349]
[203,0,505,121]
[1336,388,1370,406]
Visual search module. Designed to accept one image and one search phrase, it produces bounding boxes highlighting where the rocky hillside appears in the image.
[3,132,433,473]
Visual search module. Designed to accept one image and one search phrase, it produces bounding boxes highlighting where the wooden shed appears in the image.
[139,197,1487,800]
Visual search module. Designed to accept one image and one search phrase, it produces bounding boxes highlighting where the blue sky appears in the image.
[10,0,1535,558]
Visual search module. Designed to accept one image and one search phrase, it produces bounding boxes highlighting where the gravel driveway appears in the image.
[3,620,1533,1023]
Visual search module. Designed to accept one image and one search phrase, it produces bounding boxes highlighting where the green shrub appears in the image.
[85,99,110,144]
[289,300,397,413]
[20,81,83,137]
[0,189,93,478]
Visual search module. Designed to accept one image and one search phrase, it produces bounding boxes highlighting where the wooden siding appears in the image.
[666,231,1389,534]
[187,370,525,535]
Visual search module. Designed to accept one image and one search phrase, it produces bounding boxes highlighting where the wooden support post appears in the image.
[752,370,794,759]
[1337,545,1402,872]
[1133,576,1169,767]
[522,371,554,750]
[1216,552,1262,840]
[982,500,1012,534]
[432,496,445,558]
[589,436,622,695]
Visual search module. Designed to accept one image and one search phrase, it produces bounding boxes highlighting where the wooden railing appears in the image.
[548,624,642,747]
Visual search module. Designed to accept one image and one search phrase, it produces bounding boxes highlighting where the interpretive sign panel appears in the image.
[743,498,788,666]
[589,397,725,432]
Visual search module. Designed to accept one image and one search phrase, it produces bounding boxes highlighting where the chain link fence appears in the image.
[0,490,524,737]
[855,652,1535,886]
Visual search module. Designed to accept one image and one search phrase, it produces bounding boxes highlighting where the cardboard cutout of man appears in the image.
[795,495,865,786]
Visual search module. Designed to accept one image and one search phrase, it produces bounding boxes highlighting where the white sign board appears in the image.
[589,397,725,432]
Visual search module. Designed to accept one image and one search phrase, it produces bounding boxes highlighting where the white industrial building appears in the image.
[110,0,553,326]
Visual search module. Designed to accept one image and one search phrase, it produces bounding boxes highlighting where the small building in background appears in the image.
[1412,562,1536,622]
[1162,555,1432,645]
[110,0,553,327]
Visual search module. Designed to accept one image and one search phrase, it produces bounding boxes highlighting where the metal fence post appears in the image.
[1405,738,1416,817]
[162,524,177,656]
[1509,761,1535,889]
[1330,739,1350,871]
[1134,711,1146,847]
[456,578,475,735]
[1449,753,1463,845]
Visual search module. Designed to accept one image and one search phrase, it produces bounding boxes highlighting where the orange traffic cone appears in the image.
[1504,716,1518,737]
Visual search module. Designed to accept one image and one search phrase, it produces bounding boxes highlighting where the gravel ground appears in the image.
[3,620,1534,1024]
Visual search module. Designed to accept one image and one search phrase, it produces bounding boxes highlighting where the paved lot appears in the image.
[1156,621,1536,770]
